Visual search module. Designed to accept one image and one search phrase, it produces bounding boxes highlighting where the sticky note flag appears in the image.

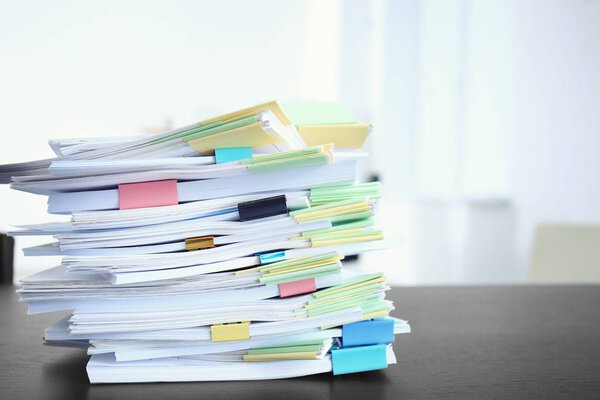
[215,147,253,163]
[279,278,317,298]
[118,180,178,210]
[281,101,358,125]
[211,321,250,342]
[342,318,395,347]
[331,344,388,375]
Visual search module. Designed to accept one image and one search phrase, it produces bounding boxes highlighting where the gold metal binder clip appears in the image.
[185,236,215,251]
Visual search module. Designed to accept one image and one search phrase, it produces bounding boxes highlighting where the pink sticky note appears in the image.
[118,180,178,210]
[279,278,317,298]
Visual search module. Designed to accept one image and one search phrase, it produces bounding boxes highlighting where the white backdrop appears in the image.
[1,0,599,283]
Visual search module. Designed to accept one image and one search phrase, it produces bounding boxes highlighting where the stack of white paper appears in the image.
[5,101,410,383]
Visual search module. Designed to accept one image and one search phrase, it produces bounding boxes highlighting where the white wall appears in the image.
[2,0,599,284]
[511,0,600,276]
[344,0,600,284]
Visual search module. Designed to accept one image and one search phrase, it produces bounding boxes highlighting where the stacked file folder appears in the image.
[3,101,410,383]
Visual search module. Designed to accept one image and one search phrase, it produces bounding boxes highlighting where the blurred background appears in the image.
[1,0,599,285]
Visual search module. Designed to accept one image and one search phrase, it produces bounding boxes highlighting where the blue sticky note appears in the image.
[215,147,253,164]
[342,318,395,347]
[259,251,286,265]
[331,344,388,375]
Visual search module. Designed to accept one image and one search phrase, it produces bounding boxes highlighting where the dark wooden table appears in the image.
[1,284,599,400]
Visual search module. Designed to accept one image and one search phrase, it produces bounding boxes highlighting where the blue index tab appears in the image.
[331,344,388,375]
[215,147,253,164]
[342,318,395,347]
[259,251,286,265]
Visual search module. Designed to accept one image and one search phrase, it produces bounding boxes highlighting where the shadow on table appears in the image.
[41,352,90,400]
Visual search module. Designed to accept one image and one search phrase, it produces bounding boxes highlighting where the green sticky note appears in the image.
[301,219,374,238]
[252,340,326,350]
[260,252,339,273]
[150,121,223,145]
[282,101,358,125]
[259,264,340,285]
[241,147,322,165]
[328,210,374,224]
[248,343,324,355]
[247,153,328,173]
[184,115,258,142]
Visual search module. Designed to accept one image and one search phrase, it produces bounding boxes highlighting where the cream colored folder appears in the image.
[187,122,280,154]
[200,100,291,126]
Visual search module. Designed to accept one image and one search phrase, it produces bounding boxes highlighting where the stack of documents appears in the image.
[4,101,410,383]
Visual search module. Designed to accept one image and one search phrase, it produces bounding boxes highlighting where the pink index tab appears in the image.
[118,180,179,210]
[279,278,317,298]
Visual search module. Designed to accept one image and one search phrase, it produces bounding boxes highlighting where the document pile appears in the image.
[4,101,410,383]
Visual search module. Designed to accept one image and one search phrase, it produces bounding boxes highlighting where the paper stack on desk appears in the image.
[4,100,410,383]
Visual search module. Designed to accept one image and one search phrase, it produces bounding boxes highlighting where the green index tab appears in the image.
[307,282,385,306]
[248,342,325,355]
[290,198,365,217]
[305,293,384,317]
[361,300,391,315]
[314,273,385,298]
[328,210,373,224]
[311,229,383,242]
[301,220,375,238]
[241,146,323,165]
[150,121,222,145]
[260,252,340,273]
[310,182,381,195]
[251,339,326,350]
[247,153,328,173]
[183,115,258,142]
[241,146,330,173]
[309,182,381,205]
[282,101,358,125]
[259,264,341,285]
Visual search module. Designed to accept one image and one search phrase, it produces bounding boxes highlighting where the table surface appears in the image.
[1,284,599,400]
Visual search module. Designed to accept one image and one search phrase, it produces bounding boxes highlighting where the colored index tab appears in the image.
[215,147,252,164]
[187,123,278,154]
[342,318,395,347]
[279,277,317,298]
[282,101,357,125]
[211,321,250,342]
[185,236,215,251]
[259,251,286,265]
[331,344,388,375]
[118,180,178,210]
[298,124,371,148]
[238,195,288,222]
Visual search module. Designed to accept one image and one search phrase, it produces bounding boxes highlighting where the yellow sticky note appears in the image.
[362,310,390,320]
[292,201,371,222]
[211,321,250,342]
[311,233,384,248]
[297,124,371,148]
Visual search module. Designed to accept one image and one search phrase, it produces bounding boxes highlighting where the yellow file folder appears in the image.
[187,122,279,154]
[200,100,291,126]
